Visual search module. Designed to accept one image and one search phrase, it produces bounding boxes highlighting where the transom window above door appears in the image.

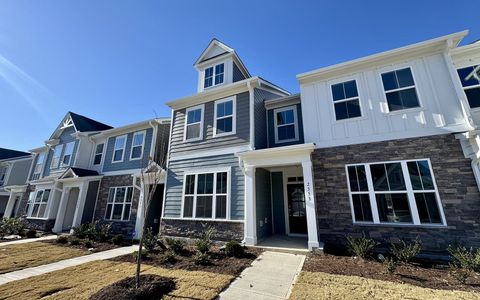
[331,80,361,120]
[381,67,420,112]
[457,65,480,109]
[214,97,236,136]
[185,105,204,141]
[274,106,299,143]
[204,63,225,88]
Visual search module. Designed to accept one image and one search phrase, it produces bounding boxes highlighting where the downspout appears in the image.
[247,81,255,150]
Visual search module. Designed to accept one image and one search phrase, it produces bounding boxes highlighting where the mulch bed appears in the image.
[42,239,119,252]
[113,246,262,276]
[304,253,480,293]
[89,274,175,300]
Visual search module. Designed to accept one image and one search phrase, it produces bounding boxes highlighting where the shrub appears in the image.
[68,236,81,246]
[447,244,480,272]
[225,240,244,258]
[25,229,37,239]
[346,234,379,260]
[133,250,149,261]
[450,265,472,284]
[160,250,177,264]
[0,217,28,237]
[72,221,111,242]
[382,256,398,274]
[390,236,422,263]
[164,237,185,254]
[83,239,94,248]
[142,228,157,252]
[193,252,211,266]
[56,235,69,244]
[112,234,124,246]
[195,225,216,254]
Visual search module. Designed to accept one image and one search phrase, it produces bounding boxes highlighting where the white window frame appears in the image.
[104,186,134,221]
[379,66,422,114]
[204,63,225,89]
[180,168,231,220]
[345,158,446,227]
[129,130,146,161]
[184,104,205,142]
[112,135,127,163]
[50,144,64,170]
[32,152,45,180]
[457,65,480,110]
[213,96,236,137]
[27,188,51,219]
[61,141,75,167]
[329,79,363,121]
[93,143,105,166]
[273,105,299,144]
[0,165,7,186]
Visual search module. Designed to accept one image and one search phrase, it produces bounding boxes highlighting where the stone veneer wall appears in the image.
[312,133,480,253]
[161,219,244,241]
[94,174,140,237]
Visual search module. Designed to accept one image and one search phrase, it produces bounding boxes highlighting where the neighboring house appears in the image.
[0,148,32,218]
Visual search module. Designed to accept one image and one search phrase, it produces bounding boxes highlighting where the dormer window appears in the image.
[204,63,224,88]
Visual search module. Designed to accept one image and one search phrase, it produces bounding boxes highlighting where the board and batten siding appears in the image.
[168,92,250,159]
[254,88,283,150]
[163,153,245,220]
[300,53,471,148]
[102,127,153,172]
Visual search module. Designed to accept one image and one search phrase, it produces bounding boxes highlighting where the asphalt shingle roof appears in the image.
[0,148,30,160]
[69,112,113,132]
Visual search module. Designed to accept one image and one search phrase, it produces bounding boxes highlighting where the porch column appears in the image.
[301,160,320,250]
[71,183,88,229]
[134,182,145,239]
[244,165,257,246]
[4,192,17,218]
[53,187,70,233]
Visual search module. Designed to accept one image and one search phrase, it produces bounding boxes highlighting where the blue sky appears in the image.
[0,1,479,151]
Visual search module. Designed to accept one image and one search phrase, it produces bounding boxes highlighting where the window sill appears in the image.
[352,222,447,229]
[275,138,300,144]
[183,137,203,143]
[212,132,236,138]
[384,106,424,116]
[334,115,367,124]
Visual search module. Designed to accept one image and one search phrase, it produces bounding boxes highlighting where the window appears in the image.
[0,166,7,185]
[61,142,75,167]
[112,135,127,163]
[204,63,224,88]
[50,144,64,169]
[28,189,50,219]
[214,97,235,136]
[381,68,420,112]
[130,131,146,160]
[331,80,361,120]
[185,105,204,141]
[457,65,480,108]
[346,159,444,225]
[182,170,229,219]
[93,144,104,165]
[274,106,299,143]
[105,186,133,221]
[32,152,45,180]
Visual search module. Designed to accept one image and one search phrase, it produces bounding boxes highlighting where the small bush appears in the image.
[447,243,480,272]
[346,234,379,260]
[160,250,177,264]
[68,236,81,246]
[133,250,149,261]
[72,221,111,242]
[193,252,211,266]
[382,256,398,274]
[56,235,69,244]
[225,240,244,258]
[111,234,124,246]
[164,237,185,254]
[195,225,216,254]
[390,236,422,263]
[25,229,37,239]
[142,228,157,252]
[83,240,94,248]
[0,217,28,237]
[450,265,472,284]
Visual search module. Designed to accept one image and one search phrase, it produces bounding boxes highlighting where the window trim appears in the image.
[61,141,75,167]
[180,168,231,220]
[50,144,64,170]
[129,130,146,161]
[379,66,423,114]
[213,96,236,137]
[104,186,134,222]
[345,158,446,227]
[27,188,51,220]
[273,105,299,144]
[184,104,205,142]
[112,135,127,163]
[329,79,364,122]
[204,63,225,89]
[93,143,105,166]
[32,152,45,180]
[457,64,480,110]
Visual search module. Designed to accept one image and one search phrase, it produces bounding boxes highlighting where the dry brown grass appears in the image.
[0,260,234,300]
[0,242,88,274]
[290,271,480,300]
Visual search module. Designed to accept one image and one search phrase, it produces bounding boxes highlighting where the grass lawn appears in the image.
[290,271,480,300]
[0,260,234,300]
[0,242,89,274]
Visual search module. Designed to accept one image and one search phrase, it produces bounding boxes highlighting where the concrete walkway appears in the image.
[219,251,306,300]
[0,235,57,246]
[0,245,137,285]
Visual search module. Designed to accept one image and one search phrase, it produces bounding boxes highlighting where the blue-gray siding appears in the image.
[267,103,304,148]
[232,62,246,82]
[102,127,153,172]
[254,88,283,150]
[271,172,286,234]
[169,92,250,159]
[164,153,244,220]
[255,168,272,239]
[7,158,32,186]
[44,127,78,177]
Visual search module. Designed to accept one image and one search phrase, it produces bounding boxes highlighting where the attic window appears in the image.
[204,63,224,88]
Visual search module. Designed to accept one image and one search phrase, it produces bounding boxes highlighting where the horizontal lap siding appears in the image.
[254,88,283,149]
[44,127,78,177]
[164,154,244,220]
[169,92,250,159]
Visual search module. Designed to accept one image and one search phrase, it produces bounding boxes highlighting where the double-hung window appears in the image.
[274,106,299,143]
[381,68,420,112]
[182,170,229,219]
[185,105,204,141]
[93,144,104,165]
[0,166,7,186]
[214,97,235,136]
[28,189,50,219]
[130,131,145,160]
[457,65,480,108]
[331,80,361,120]
[105,186,133,221]
[112,135,127,163]
[61,142,75,167]
[50,144,64,169]
[204,63,225,88]
[32,152,45,180]
[346,159,444,225]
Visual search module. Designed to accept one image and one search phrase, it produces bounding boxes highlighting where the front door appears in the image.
[287,184,307,234]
